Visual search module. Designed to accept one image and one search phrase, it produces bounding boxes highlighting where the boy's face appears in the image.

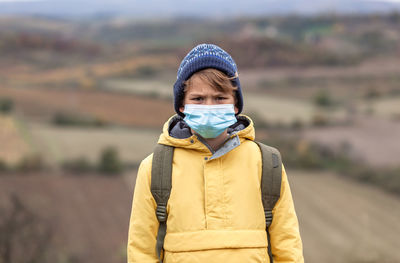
[179,75,239,114]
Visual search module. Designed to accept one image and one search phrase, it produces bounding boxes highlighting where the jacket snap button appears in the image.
[190,139,194,143]
[204,157,208,160]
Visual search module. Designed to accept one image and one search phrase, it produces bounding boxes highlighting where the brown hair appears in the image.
[183,68,238,95]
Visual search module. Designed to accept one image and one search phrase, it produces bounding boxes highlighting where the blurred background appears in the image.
[0,0,400,262]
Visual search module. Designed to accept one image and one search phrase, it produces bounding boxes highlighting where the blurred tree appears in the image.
[0,194,53,263]
[364,87,381,100]
[135,65,158,77]
[0,98,14,114]
[52,112,106,127]
[313,89,334,107]
[312,113,330,126]
[98,146,122,175]
[0,159,7,172]
[15,154,45,172]
[62,156,93,174]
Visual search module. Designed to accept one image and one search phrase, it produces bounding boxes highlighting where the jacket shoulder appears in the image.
[135,153,154,186]
[139,153,154,171]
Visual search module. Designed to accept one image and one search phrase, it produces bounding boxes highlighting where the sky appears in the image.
[0,0,397,1]
[0,0,399,17]
[0,0,43,3]
[0,0,400,2]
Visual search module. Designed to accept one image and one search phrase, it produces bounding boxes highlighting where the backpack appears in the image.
[150,141,282,263]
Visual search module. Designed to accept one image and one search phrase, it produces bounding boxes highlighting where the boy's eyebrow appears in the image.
[187,92,227,97]
[187,93,204,97]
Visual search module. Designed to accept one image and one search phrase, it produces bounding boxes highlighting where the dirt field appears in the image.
[291,170,400,263]
[239,57,400,98]
[302,116,400,167]
[0,86,174,128]
[1,169,399,263]
[1,54,178,86]
[0,172,134,263]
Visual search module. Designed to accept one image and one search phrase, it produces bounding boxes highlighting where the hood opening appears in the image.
[168,115,251,139]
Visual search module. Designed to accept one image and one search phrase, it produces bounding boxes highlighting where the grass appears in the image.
[28,122,160,167]
[362,97,400,120]
[99,78,172,99]
[244,94,314,125]
[244,93,347,126]
[0,114,32,166]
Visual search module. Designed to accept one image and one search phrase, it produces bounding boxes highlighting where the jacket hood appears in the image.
[158,115,255,153]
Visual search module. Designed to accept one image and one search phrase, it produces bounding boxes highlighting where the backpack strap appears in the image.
[150,141,281,262]
[254,141,282,263]
[151,144,174,263]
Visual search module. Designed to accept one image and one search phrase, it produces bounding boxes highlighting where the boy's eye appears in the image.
[192,97,203,101]
[217,97,227,100]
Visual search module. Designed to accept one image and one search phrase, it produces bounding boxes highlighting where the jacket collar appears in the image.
[158,114,255,157]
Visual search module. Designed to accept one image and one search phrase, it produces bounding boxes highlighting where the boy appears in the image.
[127,44,304,263]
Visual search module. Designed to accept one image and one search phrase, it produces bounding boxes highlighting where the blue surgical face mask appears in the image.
[183,104,237,139]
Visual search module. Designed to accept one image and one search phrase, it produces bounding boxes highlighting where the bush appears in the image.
[388,88,400,96]
[97,146,122,175]
[62,157,93,174]
[262,134,400,196]
[0,97,14,114]
[364,87,381,100]
[247,111,270,129]
[261,135,353,171]
[52,112,107,127]
[135,65,158,77]
[290,118,304,130]
[384,168,400,195]
[311,113,330,127]
[15,154,46,172]
[313,90,334,107]
[0,159,8,172]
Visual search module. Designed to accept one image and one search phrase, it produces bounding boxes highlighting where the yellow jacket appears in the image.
[127,115,304,263]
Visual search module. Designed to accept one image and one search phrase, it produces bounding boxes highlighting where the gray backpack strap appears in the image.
[255,141,282,263]
[151,144,174,263]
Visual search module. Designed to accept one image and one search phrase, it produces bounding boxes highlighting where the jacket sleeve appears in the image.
[127,154,159,263]
[269,164,304,263]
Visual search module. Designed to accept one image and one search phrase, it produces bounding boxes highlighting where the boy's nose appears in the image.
[204,98,214,105]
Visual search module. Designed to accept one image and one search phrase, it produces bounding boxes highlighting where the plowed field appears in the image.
[1,170,399,263]
[0,86,174,128]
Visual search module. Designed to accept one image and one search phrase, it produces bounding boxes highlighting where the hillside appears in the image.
[0,173,133,263]
[1,170,399,263]
[1,12,400,263]
[291,171,400,263]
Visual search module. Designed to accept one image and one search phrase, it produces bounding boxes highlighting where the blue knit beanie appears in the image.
[173,43,243,117]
